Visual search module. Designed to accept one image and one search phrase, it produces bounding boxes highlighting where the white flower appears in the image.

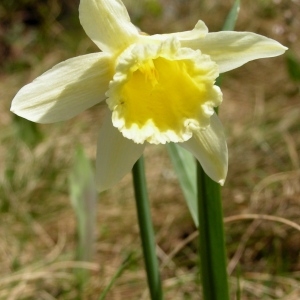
[11,0,287,191]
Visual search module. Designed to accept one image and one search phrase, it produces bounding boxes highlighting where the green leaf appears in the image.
[222,0,240,31]
[166,143,198,226]
[13,115,43,148]
[69,146,97,287]
[286,52,300,82]
[217,0,240,86]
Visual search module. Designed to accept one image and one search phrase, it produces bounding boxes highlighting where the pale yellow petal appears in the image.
[79,0,139,53]
[181,113,228,185]
[179,31,287,73]
[11,53,113,123]
[149,20,208,42]
[96,111,145,192]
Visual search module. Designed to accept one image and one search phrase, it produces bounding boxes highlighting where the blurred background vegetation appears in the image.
[0,0,300,299]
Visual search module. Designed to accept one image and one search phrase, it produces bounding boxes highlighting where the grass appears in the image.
[0,0,300,299]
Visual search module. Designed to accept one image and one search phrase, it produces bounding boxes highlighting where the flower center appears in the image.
[107,38,222,144]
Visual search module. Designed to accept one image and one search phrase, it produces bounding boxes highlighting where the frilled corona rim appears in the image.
[106,38,223,144]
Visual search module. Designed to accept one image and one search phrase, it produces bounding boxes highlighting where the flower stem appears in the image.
[197,162,230,300]
[132,156,163,300]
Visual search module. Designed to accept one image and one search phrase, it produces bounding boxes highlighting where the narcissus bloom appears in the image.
[11,0,287,191]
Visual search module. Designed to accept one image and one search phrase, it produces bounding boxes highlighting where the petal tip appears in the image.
[276,42,288,54]
[218,179,225,186]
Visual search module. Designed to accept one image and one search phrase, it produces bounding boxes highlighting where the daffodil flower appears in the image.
[11,0,287,192]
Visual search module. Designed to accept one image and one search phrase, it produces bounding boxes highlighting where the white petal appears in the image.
[181,113,228,185]
[79,0,140,53]
[11,53,113,123]
[179,31,287,73]
[150,20,208,42]
[96,111,146,192]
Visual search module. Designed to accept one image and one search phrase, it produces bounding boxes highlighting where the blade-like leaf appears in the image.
[69,146,97,261]
[286,52,300,82]
[69,146,97,287]
[98,253,134,300]
[217,0,240,86]
[222,0,240,31]
[167,143,198,226]
[13,115,43,148]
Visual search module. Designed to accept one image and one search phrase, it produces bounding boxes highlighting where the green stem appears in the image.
[132,156,163,300]
[197,162,230,300]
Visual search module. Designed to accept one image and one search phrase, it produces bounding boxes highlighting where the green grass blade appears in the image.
[286,51,300,82]
[69,146,97,286]
[12,115,43,148]
[98,253,134,300]
[167,143,198,226]
[222,0,240,31]
[217,0,240,86]
[236,265,242,300]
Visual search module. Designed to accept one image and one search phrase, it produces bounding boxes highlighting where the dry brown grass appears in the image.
[0,0,300,299]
